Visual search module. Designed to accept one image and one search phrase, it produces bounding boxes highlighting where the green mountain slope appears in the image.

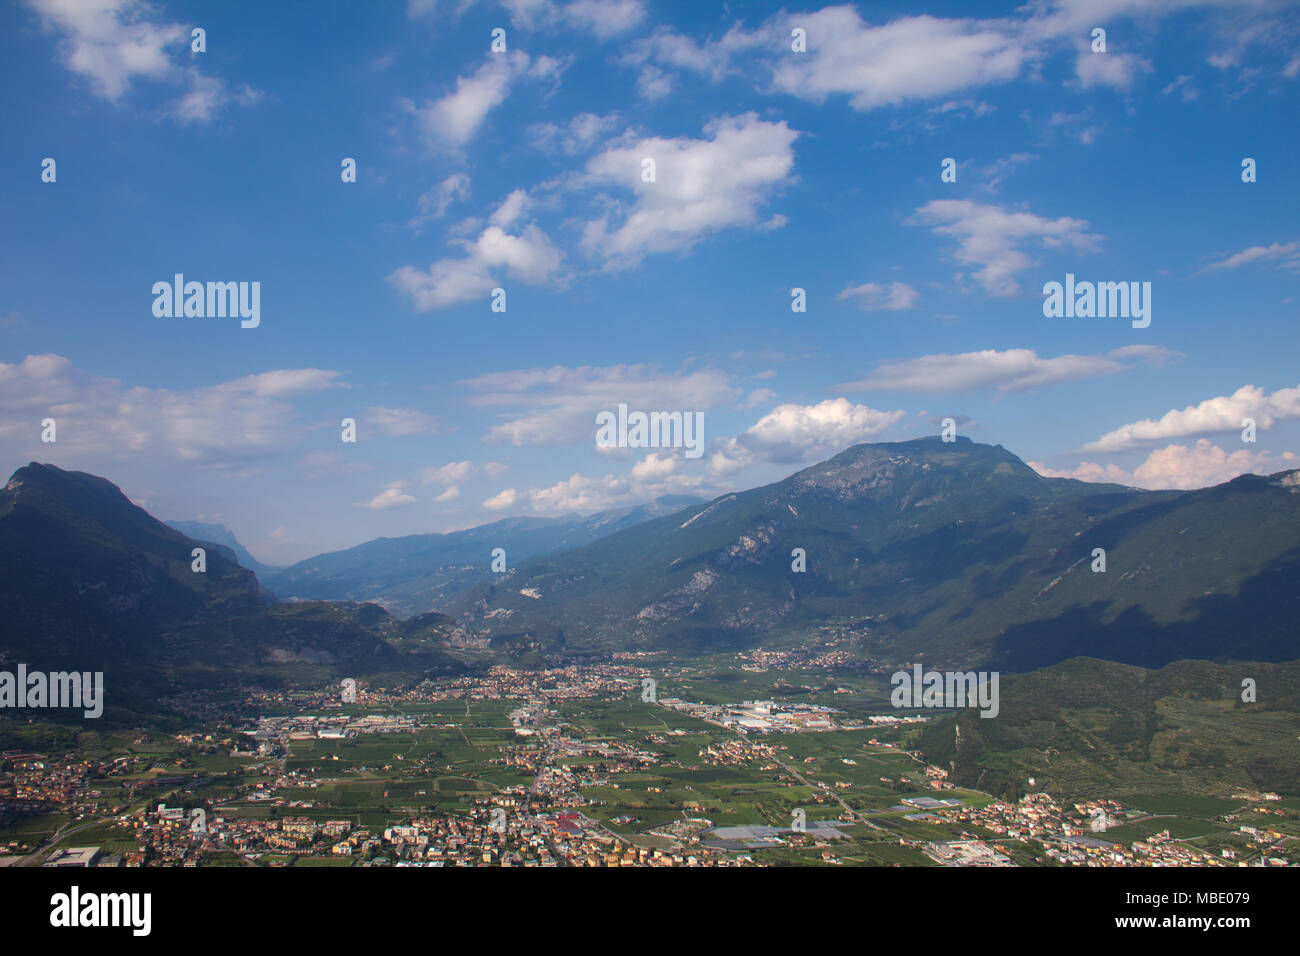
[915,657,1300,800]
[445,437,1300,670]
[0,464,465,706]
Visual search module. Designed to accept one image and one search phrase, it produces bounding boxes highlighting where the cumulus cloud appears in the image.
[1033,440,1300,491]
[389,213,563,310]
[837,281,920,311]
[1027,459,1132,484]
[630,452,677,480]
[769,8,1030,109]
[25,0,262,122]
[1132,440,1298,489]
[358,482,416,510]
[405,50,562,149]
[578,113,797,269]
[418,461,475,486]
[907,199,1103,296]
[712,398,906,473]
[840,346,1178,394]
[483,487,519,510]
[512,454,715,516]
[614,2,1293,122]
[489,189,530,228]
[1083,384,1300,452]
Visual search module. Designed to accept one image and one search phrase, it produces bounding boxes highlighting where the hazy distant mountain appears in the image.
[0,463,463,710]
[262,495,705,617]
[445,437,1300,671]
[166,519,279,578]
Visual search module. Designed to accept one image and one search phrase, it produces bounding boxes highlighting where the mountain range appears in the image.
[259,495,703,616]
[443,437,1300,671]
[2,436,1298,713]
[0,463,465,714]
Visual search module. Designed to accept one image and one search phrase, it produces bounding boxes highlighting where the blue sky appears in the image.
[2,0,1298,564]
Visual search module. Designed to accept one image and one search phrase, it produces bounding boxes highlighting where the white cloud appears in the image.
[561,0,645,39]
[406,50,562,149]
[615,2,1294,119]
[1160,74,1200,101]
[719,397,907,468]
[519,459,713,515]
[168,68,263,124]
[358,482,417,510]
[462,363,736,446]
[489,189,530,228]
[740,388,777,409]
[495,0,645,38]
[906,199,1103,296]
[483,487,519,510]
[26,0,184,99]
[840,346,1179,394]
[1028,459,1131,484]
[409,173,471,229]
[630,452,677,480]
[1033,440,1299,491]
[769,8,1029,109]
[1073,50,1152,90]
[418,460,475,485]
[26,0,261,122]
[1131,440,1298,489]
[365,406,440,437]
[389,218,563,310]
[621,23,766,84]
[1203,241,1300,272]
[1084,384,1300,452]
[0,354,340,466]
[527,112,619,156]
[635,64,673,100]
[1047,107,1104,146]
[837,281,920,311]
[578,113,798,269]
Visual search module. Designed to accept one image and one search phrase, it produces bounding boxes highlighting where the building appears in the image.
[44,846,101,867]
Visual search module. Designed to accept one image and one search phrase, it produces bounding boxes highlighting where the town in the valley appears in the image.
[2,650,1294,868]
